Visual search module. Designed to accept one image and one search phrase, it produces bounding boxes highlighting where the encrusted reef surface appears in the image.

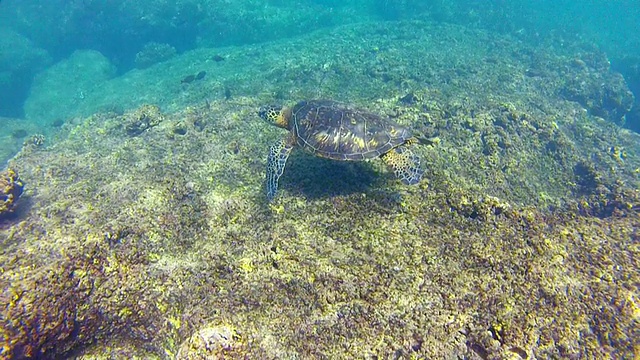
[1,21,639,359]
[0,169,24,217]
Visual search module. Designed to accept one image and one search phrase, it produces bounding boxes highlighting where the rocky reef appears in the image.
[559,56,634,125]
[135,42,177,69]
[0,20,638,359]
[0,169,24,217]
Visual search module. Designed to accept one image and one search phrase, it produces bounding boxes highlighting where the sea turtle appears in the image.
[259,100,424,201]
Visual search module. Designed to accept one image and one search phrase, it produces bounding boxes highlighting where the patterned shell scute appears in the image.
[290,100,411,161]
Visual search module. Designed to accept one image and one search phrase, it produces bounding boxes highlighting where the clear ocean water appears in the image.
[0,1,638,128]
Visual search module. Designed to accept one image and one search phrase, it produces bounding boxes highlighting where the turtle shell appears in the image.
[290,100,412,161]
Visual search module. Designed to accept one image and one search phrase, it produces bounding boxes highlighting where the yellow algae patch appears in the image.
[168,316,182,330]
[238,258,254,273]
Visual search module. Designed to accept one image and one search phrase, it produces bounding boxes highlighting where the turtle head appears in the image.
[259,105,290,129]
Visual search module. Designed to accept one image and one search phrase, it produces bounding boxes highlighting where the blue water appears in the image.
[0,0,638,157]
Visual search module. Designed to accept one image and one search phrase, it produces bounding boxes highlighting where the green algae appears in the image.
[1,20,639,359]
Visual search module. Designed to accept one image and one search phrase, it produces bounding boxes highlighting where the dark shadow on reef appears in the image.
[0,197,33,234]
[279,152,380,200]
[612,56,640,132]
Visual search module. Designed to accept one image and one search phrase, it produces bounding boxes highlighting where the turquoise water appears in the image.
[0,0,638,121]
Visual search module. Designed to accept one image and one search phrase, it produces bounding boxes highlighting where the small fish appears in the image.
[195,71,206,80]
[212,55,225,62]
[181,74,196,84]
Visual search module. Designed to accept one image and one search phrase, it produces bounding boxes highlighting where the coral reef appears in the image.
[0,169,24,217]
[20,20,635,148]
[2,93,638,358]
[176,325,249,359]
[560,61,634,124]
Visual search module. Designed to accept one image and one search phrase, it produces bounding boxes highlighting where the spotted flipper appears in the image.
[266,138,294,201]
[381,146,424,185]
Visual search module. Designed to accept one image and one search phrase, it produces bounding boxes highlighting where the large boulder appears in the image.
[0,28,52,117]
[24,50,116,125]
[560,64,635,125]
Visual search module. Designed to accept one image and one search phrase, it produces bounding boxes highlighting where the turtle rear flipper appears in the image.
[381,146,423,185]
[267,137,294,201]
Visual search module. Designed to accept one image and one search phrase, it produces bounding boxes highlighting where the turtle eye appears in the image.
[259,106,281,123]
[258,107,269,120]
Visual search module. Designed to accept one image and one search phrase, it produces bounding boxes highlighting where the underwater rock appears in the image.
[0,169,24,216]
[0,28,52,118]
[560,65,634,124]
[124,104,165,136]
[399,92,420,105]
[172,122,188,136]
[176,325,247,359]
[134,42,177,69]
[24,50,116,126]
[75,343,161,360]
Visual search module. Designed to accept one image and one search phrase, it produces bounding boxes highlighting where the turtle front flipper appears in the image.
[266,137,294,201]
[381,146,424,185]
